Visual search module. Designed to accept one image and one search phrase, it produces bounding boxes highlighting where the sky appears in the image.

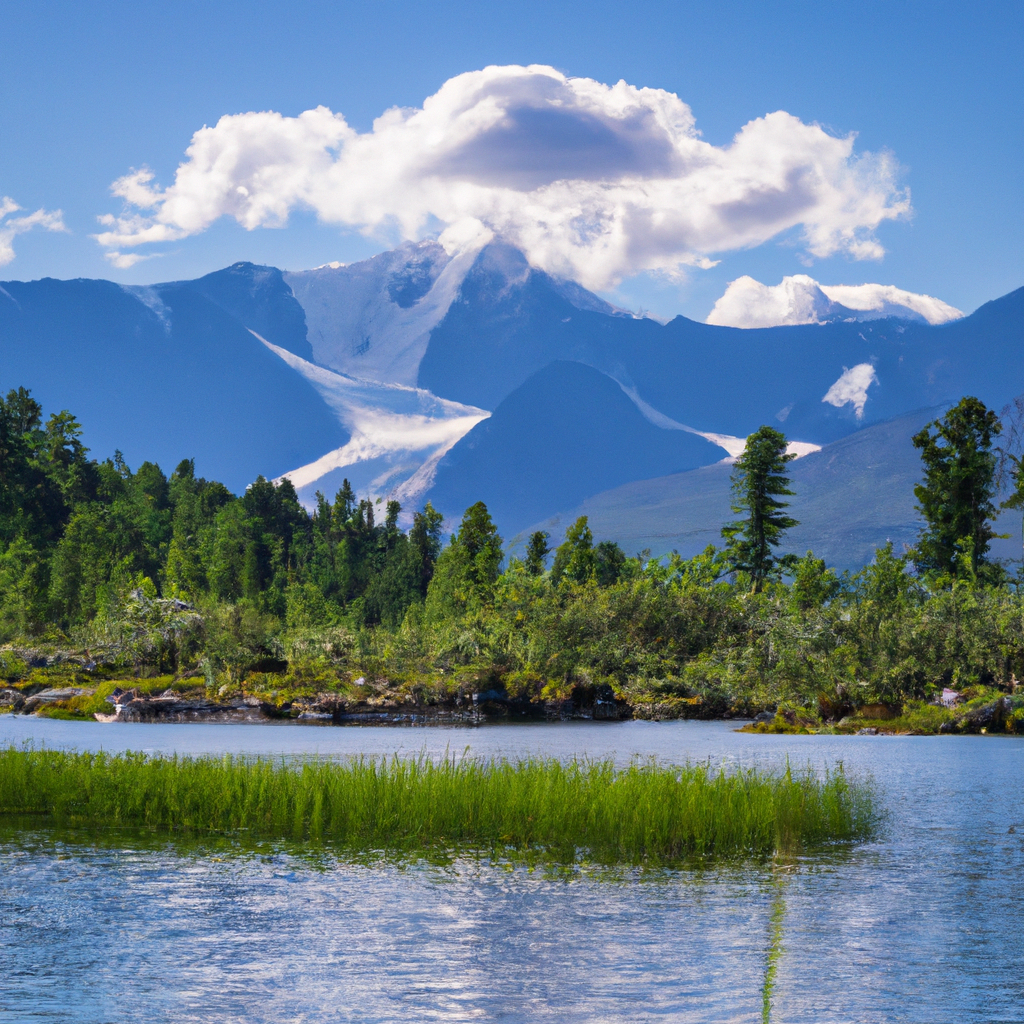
[1,0,1021,322]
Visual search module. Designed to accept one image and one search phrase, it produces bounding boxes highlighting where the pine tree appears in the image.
[551,517,595,585]
[524,531,550,575]
[913,396,1002,578]
[722,426,798,592]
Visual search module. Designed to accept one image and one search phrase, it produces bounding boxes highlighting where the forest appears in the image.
[2,384,1024,734]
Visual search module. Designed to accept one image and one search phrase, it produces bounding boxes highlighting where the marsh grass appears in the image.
[0,747,876,866]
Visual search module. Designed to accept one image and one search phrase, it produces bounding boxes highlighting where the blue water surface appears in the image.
[0,716,1021,1023]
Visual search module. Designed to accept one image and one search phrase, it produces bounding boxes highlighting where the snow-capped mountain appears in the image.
[2,243,1022,563]
[282,241,473,385]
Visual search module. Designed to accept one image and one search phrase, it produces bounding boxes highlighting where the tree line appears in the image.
[3,384,1024,718]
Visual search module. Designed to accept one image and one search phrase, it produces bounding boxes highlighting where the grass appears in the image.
[0,748,877,866]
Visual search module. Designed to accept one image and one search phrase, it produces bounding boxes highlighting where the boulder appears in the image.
[960,697,1012,732]
[0,688,25,710]
[20,687,91,713]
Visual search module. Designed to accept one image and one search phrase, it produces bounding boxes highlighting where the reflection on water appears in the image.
[1,717,1023,1022]
[761,867,788,1024]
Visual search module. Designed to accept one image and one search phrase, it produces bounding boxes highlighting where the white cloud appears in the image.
[105,250,157,269]
[94,64,910,291]
[822,363,878,418]
[818,282,962,324]
[0,196,66,266]
[707,273,962,328]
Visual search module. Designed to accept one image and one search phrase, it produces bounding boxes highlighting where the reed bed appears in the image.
[0,747,876,865]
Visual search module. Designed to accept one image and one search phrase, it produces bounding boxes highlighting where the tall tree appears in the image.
[913,396,1002,577]
[722,426,798,592]
[408,502,445,596]
[551,516,595,585]
[524,530,550,576]
[455,501,503,598]
[424,502,503,618]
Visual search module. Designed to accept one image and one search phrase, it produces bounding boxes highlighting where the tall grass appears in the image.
[0,747,876,865]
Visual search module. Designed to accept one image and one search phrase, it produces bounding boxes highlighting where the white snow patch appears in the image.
[255,332,489,504]
[284,239,481,385]
[617,381,820,462]
[122,285,171,332]
[822,362,877,418]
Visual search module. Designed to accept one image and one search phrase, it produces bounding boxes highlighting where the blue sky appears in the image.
[1,0,1021,321]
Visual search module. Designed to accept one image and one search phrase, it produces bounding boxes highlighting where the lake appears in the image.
[1,716,1021,1023]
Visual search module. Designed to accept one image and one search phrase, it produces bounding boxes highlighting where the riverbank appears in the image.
[739,688,1024,736]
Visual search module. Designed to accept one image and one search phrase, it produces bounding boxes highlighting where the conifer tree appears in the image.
[722,426,798,592]
[524,531,550,576]
[551,517,595,585]
[913,396,1001,578]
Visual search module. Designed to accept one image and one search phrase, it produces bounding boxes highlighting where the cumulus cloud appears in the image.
[94,65,910,290]
[820,282,963,324]
[822,363,878,418]
[0,196,66,266]
[707,273,963,328]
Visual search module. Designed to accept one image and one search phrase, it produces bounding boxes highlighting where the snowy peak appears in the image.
[281,239,630,389]
[283,240,477,385]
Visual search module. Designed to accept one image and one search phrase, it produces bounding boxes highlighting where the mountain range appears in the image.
[2,241,1022,565]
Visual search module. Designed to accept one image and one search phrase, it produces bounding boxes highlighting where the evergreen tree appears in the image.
[551,516,595,585]
[722,426,798,592]
[524,530,550,576]
[454,501,503,598]
[424,502,502,618]
[408,502,444,596]
[912,397,1002,578]
[594,539,627,586]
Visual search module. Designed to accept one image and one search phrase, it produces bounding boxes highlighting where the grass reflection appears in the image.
[761,864,789,1023]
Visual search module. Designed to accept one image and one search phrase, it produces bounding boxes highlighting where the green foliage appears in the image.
[524,530,550,576]
[6,384,1024,729]
[551,516,595,585]
[912,397,1002,578]
[722,426,798,592]
[0,748,877,864]
[425,502,503,619]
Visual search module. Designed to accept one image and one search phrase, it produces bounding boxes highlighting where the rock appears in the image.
[0,688,25,710]
[753,710,775,724]
[20,687,91,713]
[31,687,89,701]
[857,727,879,736]
[961,697,1011,732]
[106,687,141,706]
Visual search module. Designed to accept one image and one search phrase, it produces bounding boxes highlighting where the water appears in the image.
[1,716,1022,1023]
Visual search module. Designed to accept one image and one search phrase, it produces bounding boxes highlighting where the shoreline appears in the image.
[3,684,1021,736]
